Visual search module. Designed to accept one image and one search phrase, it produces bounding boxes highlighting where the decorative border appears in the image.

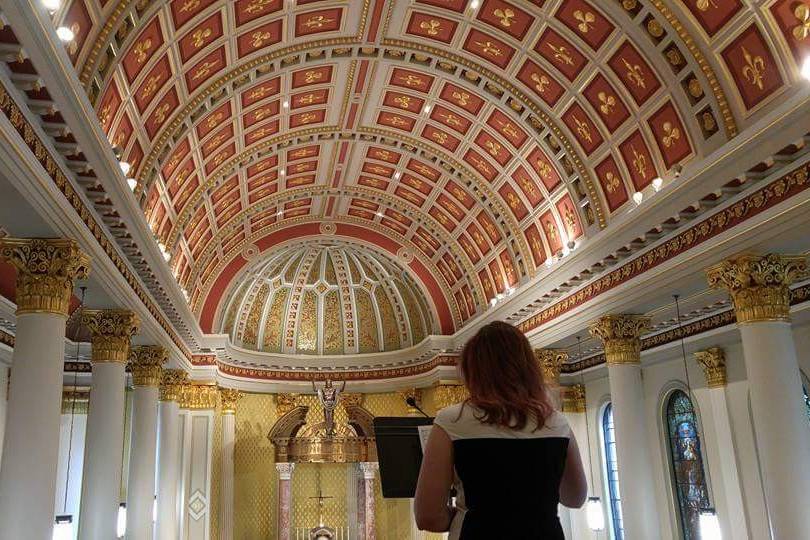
[0,328,13,348]
[519,160,810,334]
[0,80,192,359]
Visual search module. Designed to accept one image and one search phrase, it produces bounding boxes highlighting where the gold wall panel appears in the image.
[242,284,269,347]
[395,280,426,345]
[291,463,348,530]
[322,290,343,355]
[262,288,289,352]
[210,406,223,540]
[355,288,378,353]
[297,290,318,354]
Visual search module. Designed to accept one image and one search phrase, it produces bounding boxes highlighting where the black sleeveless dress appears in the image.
[434,403,571,539]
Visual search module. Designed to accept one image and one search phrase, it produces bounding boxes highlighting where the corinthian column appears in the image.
[219,388,243,540]
[276,462,295,540]
[590,315,660,539]
[155,369,187,540]
[359,462,378,540]
[79,309,140,540]
[535,349,568,408]
[0,238,89,540]
[126,346,167,540]
[708,253,810,539]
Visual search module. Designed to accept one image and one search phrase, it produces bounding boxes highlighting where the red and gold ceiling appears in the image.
[47,0,810,339]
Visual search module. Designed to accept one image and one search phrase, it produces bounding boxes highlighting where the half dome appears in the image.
[220,241,436,355]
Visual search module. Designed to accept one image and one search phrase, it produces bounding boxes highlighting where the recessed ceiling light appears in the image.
[282,100,290,108]
[119,161,131,175]
[633,191,644,205]
[470,0,480,10]
[394,171,401,180]
[280,169,286,176]
[423,104,432,114]
[56,26,74,42]
[42,0,61,11]
[375,211,383,217]
[489,298,497,307]
[802,56,810,82]
[126,178,137,191]
[652,177,664,191]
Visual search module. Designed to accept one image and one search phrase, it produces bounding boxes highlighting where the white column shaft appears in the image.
[0,363,8,469]
[155,400,181,540]
[220,413,235,540]
[0,312,68,539]
[739,321,810,539]
[78,362,127,540]
[563,411,593,539]
[126,385,160,540]
[607,363,660,539]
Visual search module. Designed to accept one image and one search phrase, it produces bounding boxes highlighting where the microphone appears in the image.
[405,396,430,418]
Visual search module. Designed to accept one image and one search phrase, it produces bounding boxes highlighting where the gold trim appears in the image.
[82,309,140,364]
[179,382,219,409]
[0,238,90,316]
[589,314,649,365]
[159,368,188,402]
[129,345,167,387]
[535,348,568,386]
[562,384,586,413]
[219,387,244,415]
[707,253,808,323]
[694,347,726,388]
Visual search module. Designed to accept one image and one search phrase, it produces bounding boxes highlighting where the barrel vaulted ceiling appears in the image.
[46,0,810,344]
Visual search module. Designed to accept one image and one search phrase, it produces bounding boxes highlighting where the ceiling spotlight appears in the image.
[42,0,61,11]
[633,191,644,205]
[652,177,664,192]
[56,26,75,42]
[470,0,481,9]
[802,56,810,82]
[276,210,284,216]
[280,169,286,176]
[375,211,384,217]
[394,171,401,180]
[120,161,131,175]
[489,298,497,307]
[545,258,553,268]
[282,100,290,108]
[126,178,138,191]
[562,245,571,257]
[162,250,171,262]
[181,289,190,301]
[423,104,432,114]
[505,286,515,296]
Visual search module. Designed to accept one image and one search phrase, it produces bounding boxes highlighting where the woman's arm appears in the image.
[414,425,455,532]
[559,433,588,508]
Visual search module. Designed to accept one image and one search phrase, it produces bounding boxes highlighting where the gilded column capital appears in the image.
[82,309,140,364]
[589,314,650,365]
[62,387,90,414]
[179,382,219,409]
[159,369,188,401]
[275,393,299,417]
[561,384,586,413]
[694,347,727,388]
[359,461,378,480]
[129,345,167,387]
[535,349,568,385]
[398,388,422,416]
[275,462,295,480]
[219,387,244,415]
[707,253,807,323]
[433,383,468,410]
[0,237,90,316]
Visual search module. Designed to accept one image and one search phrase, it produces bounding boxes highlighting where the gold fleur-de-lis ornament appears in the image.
[741,46,765,90]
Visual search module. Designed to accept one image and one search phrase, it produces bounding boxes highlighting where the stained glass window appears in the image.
[665,391,710,540]
[601,403,624,540]
[804,386,810,422]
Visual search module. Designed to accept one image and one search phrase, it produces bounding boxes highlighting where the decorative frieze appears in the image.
[219,387,244,415]
[61,387,90,414]
[694,347,727,388]
[179,383,219,410]
[707,253,808,323]
[82,309,140,364]
[159,369,188,402]
[535,349,568,385]
[589,315,649,365]
[0,238,90,316]
[129,345,167,387]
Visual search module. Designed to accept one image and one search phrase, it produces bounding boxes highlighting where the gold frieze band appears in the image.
[0,238,90,316]
[707,253,808,324]
[589,315,650,365]
[159,369,188,402]
[562,384,586,414]
[129,345,167,387]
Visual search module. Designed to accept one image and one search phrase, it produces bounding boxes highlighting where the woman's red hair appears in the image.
[459,321,554,431]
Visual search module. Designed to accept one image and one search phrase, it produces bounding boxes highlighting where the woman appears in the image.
[414,321,587,539]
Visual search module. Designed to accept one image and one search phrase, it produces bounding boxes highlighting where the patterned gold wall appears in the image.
[210,407,223,540]
[227,387,467,539]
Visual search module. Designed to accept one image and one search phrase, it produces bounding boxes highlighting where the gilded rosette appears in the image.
[219,387,244,414]
[82,309,140,364]
[707,253,808,323]
[535,349,569,385]
[159,369,188,401]
[694,347,727,388]
[129,345,167,387]
[562,384,586,413]
[0,238,90,316]
[589,315,650,365]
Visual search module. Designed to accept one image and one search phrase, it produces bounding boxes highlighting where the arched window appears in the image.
[665,390,710,540]
[601,403,624,540]
[804,386,810,422]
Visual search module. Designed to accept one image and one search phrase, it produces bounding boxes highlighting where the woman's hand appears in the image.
[414,425,455,531]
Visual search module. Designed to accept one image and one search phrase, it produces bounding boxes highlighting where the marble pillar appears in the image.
[708,253,810,539]
[356,465,366,540]
[0,238,89,540]
[219,388,242,540]
[126,346,167,540]
[694,347,750,539]
[360,462,378,540]
[78,309,140,540]
[590,315,660,539]
[276,462,295,540]
[155,369,187,540]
